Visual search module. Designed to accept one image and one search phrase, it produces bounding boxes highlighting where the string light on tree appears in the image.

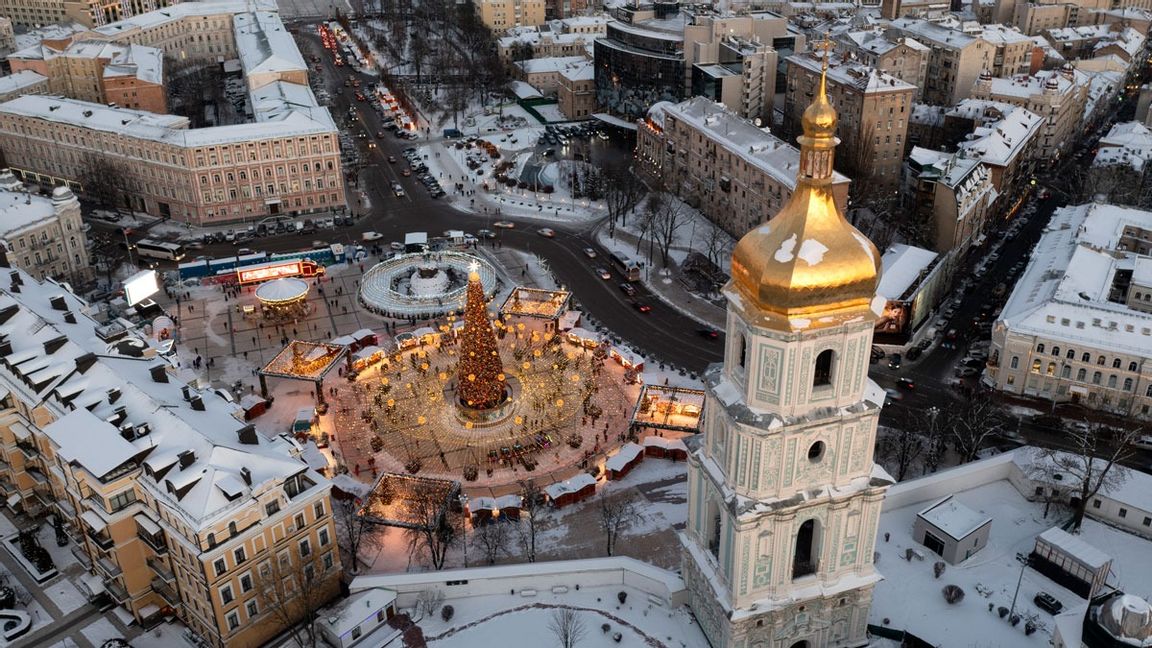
[456,268,507,410]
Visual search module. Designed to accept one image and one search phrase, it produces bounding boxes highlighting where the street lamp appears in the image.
[458,493,469,568]
[1008,552,1032,620]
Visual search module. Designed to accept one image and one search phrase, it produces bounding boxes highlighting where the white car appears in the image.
[537,228,555,238]
[362,231,384,242]
[583,247,597,258]
[392,183,405,197]
[1133,435,1152,451]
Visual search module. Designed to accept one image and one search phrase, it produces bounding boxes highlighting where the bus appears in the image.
[609,252,641,282]
[135,239,186,262]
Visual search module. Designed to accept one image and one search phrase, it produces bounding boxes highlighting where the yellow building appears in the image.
[478,0,546,31]
[0,270,341,648]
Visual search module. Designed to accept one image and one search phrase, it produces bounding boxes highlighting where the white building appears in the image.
[1094,120,1152,171]
[989,202,1152,418]
[0,174,90,283]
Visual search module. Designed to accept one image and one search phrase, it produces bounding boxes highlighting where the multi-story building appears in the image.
[594,4,801,123]
[946,98,1043,215]
[783,52,915,194]
[513,55,588,96]
[977,23,1040,76]
[0,2,346,225]
[887,18,996,105]
[9,39,166,112]
[904,148,998,253]
[1043,24,1146,63]
[880,0,951,20]
[0,17,14,55]
[840,30,930,100]
[636,96,850,239]
[970,66,1090,160]
[990,202,1152,418]
[0,0,177,28]
[0,71,50,102]
[544,0,587,20]
[477,0,547,31]
[1001,0,1152,35]
[557,59,595,119]
[496,17,608,63]
[0,269,342,647]
[0,177,90,282]
[1094,7,1152,35]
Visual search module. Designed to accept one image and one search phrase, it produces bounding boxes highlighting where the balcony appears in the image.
[70,544,92,570]
[151,578,179,606]
[147,556,174,583]
[53,497,76,519]
[104,578,129,604]
[15,441,38,459]
[95,555,122,579]
[86,528,114,551]
[135,514,167,554]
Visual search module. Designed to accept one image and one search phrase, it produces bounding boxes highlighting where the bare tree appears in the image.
[548,608,587,648]
[604,168,647,237]
[333,495,383,574]
[471,521,511,565]
[515,480,545,563]
[253,543,337,648]
[598,493,642,557]
[946,392,1005,464]
[877,419,924,482]
[76,155,132,212]
[415,588,446,620]
[700,219,733,268]
[1034,422,1141,530]
[651,195,688,268]
[402,484,458,570]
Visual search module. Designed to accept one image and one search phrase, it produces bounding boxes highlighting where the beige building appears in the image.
[784,52,915,194]
[947,99,1044,216]
[9,39,167,113]
[990,202,1152,419]
[497,16,608,63]
[0,177,90,282]
[887,19,997,105]
[0,2,346,225]
[0,0,178,28]
[1043,24,1146,63]
[512,55,587,96]
[478,0,547,31]
[841,30,930,100]
[904,148,998,253]
[0,269,342,647]
[557,59,595,119]
[0,71,51,102]
[0,17,13,55]
[880,0,951,19]
[970,67,1090,160]
[636,96,850,240]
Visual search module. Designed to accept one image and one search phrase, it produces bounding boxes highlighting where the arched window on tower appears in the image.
[738,335,748,370]
[707,501,722,560]
[814,350,833,387]
[793,519,819,579]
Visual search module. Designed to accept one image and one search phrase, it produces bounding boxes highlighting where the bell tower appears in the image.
[681,41,893,648]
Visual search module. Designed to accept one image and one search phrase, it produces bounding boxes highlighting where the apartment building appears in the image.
[1043,24,1146,63]
[990,202,1152,419]
[904,148,998,253]
[887,18,996,105]
[880,0,951,20]
[978,23,1040,76]
[9,39,166,112]
[840,30,930,100]
[478,0,547,31]
[557,59,595,119]
[0,0,178,28]
[513,55,587,95]
[635,96,850,239]
[946,99,1043,216]
[496,17,608,63]
[0,17,14,55]
[783,52,915,194]
[970,67,1090,160]
[0,71,50,102]
[0,179,90,283]
[0,2,346,225]
[0,269,342,647]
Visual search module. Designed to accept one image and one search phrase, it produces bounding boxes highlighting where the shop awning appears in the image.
[81,509,107,532]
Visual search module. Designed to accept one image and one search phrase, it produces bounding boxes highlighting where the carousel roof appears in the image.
[255,277,309,303]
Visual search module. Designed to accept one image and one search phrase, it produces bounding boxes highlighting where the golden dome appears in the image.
[727,50,881,330]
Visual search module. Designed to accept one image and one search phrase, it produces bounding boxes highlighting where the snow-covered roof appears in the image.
[1046,25,1145,61]
[878,244,937,301]
[976,23,1032,45]
[0,185,65,240]
[1037,527,1111,569]
[917,495,991,540]
[655,97,849,191]
[909,103,945,127]
[787,52,916,94]
[322,587,396,637]
[0,71,48,98]
[1094,120,1152,172]
[558,59,594,81]
[843,29,928,55]
[605,443,643,471]
[950,99,1044,166]
[0,268,322,529]
[1012,446,1152,515]
[544,473,597,499]
[890,18,978,49]
[999,203,1152,358]
[980,69,1087,100]
[233,11,308,81]
[514,55,588,74]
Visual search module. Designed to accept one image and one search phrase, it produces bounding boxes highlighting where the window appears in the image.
[323,551,334,571]
[1119,508,1128,518]
[1062,366,1071,379]
[1098,356,1106,366]
[220,584,234,605]
[1032,360,1041,373]
[240,572,253,593]
[207,533,217,548]
[265,501,280,516]
[813,350,833,387]
[1143,517,1150,527]
[1131,362,1139,372]
[1010,356,1019,369]
[1066,349,1075,360]
[1113,358,1122,369]
[1083,352,1091,362]
[214,558,227,577]
[1093,499,1102,509]
[1036,344,1045,353]
[1125,378,1133,391]
[352,627,362,640]
[295,513,306,530]
[234,547,246,565]
[246,600,258,618]
[792,519,819,579]
[319,528,330,547]
[1093,371,1102,385]
[107,489,136,512]
[738,336,747,369]
[314,501,325,519]
[299,538,311,557]
[1047,363,1056,376]
[226,611,240,631]
[1108,375,1117,389]
[1052,346,1060,356]
[1077,368,1087,381]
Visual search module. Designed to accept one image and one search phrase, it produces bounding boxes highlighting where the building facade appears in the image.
[0,0,178,28]
[904,148,998,254]
[636,96,851,239]
[784,52,915,194]
[557,59,595,119]
[887,19,996,106]
[512,55,588,96]
[841,30,930,101]
[970,67,1090,161]
[0,179,90,283]
[681,67,891,648]
[477,0,547,31]
[990,202,1152,419]
[947,99,1043,216]
[0,269,342,647]
[9,39,167,113]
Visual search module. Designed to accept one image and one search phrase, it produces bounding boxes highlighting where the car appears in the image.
[311,240,328,249]
[595,267,611,280]
[897,377,916,390]
[883,388,903,403]
[955,367,980,378]
[632,300,652,313]
[1034,592,1063,615]
[619,282,637,297]
[389,241,404,251]
[888,353,902,370]
[697,328,720,339]
[961,357,985,368]
[477,229,496,239]
[537,228,555,237]
[392,183,405,197]
[1134,434,1152,451]
[387,155,396,163]
[905,347,923,361]
[362,231,384,242]
[582,247,597,258]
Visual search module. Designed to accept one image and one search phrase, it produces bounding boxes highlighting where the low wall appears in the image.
[883,451,1019,511]
[350,556,687,608]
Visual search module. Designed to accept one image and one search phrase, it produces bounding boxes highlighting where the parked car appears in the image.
[955,367,980,378]
[477,229,496,239]
[392,183,405,197]
[1034,592,1063,615]
[362,231,384,242]
[389,242,404,251]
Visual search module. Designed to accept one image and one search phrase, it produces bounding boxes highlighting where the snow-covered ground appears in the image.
[872,478,1152,646]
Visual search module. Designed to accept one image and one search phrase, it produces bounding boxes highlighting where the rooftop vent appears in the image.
[43,335,67,355]
[177,450,196,470]
[0,305,18,325]
[48,295,67,311]
[189,394,204,411]
[181,385,191,401]
[0,338,14,358]
[74,352,97,374]
[149,364,168,383]
[107,405,127,427]
[106,387,121,404]
[240,467,252,485]
[237,424,258,445]
[82,110,92,118]
[63,311,76,324]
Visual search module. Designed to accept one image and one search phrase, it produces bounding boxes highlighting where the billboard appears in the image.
[237,259,324,284]
[123,269,160,306]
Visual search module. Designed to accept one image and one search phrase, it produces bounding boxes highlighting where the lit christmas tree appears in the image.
[456,268,506,409]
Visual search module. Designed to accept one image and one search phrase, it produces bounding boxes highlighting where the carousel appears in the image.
[255,277,311,320]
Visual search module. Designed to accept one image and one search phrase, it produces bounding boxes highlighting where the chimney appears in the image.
[106,387,121,403]
[119,424,135,441]
[107,405,127,426]
[189,394,205,411]
[177,450,195,470]
[43,335,67,355]
[8,271,20,286]
[63,311,76,324]
[0,305,17,324]
[181,385,191,401]
[240,467,252,485]
[49,295,67,311]
[149,364,168,383]
[237,424,258,445]
[74,352,97,373]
